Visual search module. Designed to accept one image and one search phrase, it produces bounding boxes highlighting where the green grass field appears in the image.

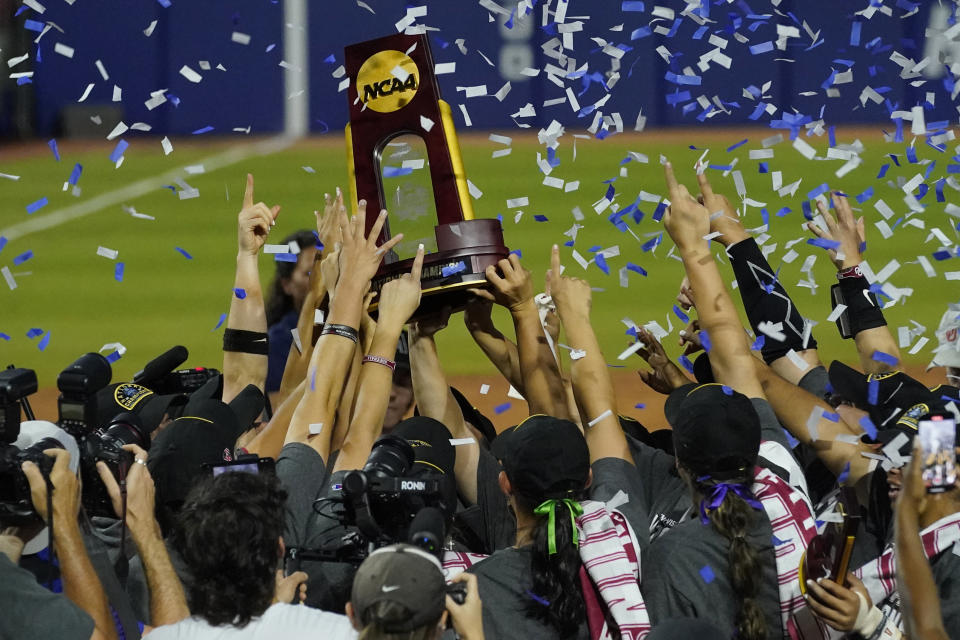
[0,128,954,386]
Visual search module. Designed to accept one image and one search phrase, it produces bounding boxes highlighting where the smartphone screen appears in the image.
[918,414,957,493]
[212,462,260,477]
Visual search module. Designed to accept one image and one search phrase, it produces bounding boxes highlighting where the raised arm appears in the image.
[97,445,188,628]
[333,247,424,472]
[663,164,763,399]
[549,245,631,463]
[806,193,900,374]
[702,176,821,384]
[409,310,481,503]
[483,255,571,419]
[285,202,402,462]
[22,451,119,640]
[463,296,524,394]
[222,174,281,403]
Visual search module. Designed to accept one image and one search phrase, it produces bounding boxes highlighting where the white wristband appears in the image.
[853,591,883,636]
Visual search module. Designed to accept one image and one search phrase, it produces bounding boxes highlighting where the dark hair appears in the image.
[357,601,439,640]
[265,230,317,326]
[171,471,288,628]
[517,491,587,637]
[686,468,767,640]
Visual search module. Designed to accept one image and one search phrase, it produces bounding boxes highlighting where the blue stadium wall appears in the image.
[12,0,953,137]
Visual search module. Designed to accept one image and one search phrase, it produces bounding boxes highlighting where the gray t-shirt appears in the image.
[468,546,589,640]
[0,553,95,640]
[641,514,783,639]
[275,443,357,613]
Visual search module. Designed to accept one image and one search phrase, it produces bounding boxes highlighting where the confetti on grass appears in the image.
[212,313,227,331]
[175,247,193,259]
[26,198,48,214]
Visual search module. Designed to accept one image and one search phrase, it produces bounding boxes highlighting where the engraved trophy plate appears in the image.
[344,33,509,317]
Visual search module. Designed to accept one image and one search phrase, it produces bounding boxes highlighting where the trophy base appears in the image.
[369,219,509,320]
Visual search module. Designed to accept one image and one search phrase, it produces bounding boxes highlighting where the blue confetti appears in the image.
[860,416,877,440]
[48,139,60,161]
[23,19,45,31]
[441,261,467,278]
[867,378,879,405]
[594,253,610,275]
[382,166,413,178]
[641,233,662,252]
[533,214,549,222]
[526,590,551,606]
[672,305,689,323]
[750,335,765,351]
[837,461,851,484]
[726,138,748,152]
[871,351,898,366]
[109,140,128,163]
[678,354,694,374]
[175,247,193,259]
[630,26,652,40]
[855,186,874,204]
[114,262,124,282]
[13,250,33,265]
[772,534,789,546]
[233,287,247,299]
[274,253,297,262]
[157,0,171,6]
[699,565,715,583]
[37,331,51,352]
[192,126,214,135]
[105,350,122,364]
[634,403,645,409]
[783,428,800,449]
[850,21,862,47]
[0,333,9,341]
[68,163,83,185]
[721,385,732,395]
[626,262,647,276]
[26,328,44,339]
[749,41,774,55]
[494,402,512,414]
[620,0,645,10]
[509,249,522,258]
[26,197,48,214]
[877,164,890,178]
[807,183,830,200]
[701,330,712,353]
[823,412,839,422]
[807,237,841,250]
[212,313,227,331]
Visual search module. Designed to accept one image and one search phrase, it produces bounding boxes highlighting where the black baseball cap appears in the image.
[450,387,497,445]
[148,384,265,508]
[828,361,944,430]
[491,414,590,501]
[666,383,761,479]
[351,543,446,633]
[95,382,187,433]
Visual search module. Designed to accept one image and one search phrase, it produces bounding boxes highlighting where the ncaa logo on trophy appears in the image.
[344,33,509,318]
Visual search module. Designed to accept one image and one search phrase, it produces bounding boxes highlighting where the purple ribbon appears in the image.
[698,481,763,524]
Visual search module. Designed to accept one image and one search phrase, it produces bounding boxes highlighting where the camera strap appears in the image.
[44,472,54,590]
[113,464,130,588]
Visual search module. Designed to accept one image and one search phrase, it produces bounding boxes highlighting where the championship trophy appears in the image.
[343,33,509,317]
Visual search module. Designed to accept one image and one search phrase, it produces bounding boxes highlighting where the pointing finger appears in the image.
[243,173,254,209]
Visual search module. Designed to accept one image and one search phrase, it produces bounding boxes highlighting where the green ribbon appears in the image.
[533,498,584,555]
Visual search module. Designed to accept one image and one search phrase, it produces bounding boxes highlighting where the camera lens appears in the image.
[363,434,414,479]
[101,412,149,450]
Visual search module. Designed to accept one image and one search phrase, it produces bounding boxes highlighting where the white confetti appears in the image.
[7,53,29,68]
[54,42,74,58]
[506,197,529,208]
[467,179,482,199]
[449,437,476,446]
[587,409,613,428]
[1,266,16,290]
[94,59,109,81]
[144,20,157,37]
[77,83,94,102]
[479,384,490,395]
[507,385,525,400]
[96,246,118,260]
[231,31,251,45]
[308,423,324,435]
[106,121,128,140]
[827,304,847,322]
[434,62,455,75]
[390,65,410,82]
[420,115,434,132]
[161,136,173,155]
[179,65,202,83]
[112,85,121,102]
[792,137,816,160]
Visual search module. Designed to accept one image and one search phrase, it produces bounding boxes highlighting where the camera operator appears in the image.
[146,468,355,638]
[347,544,484,640]
[1,441,118,640]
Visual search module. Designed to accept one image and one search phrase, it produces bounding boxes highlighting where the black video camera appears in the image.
[57,353,112,439]
[79,412,151,518]
[0,367,37,443]
[133,345,220,396]
[0,436,64,526]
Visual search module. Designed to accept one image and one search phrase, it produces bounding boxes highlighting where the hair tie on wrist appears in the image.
[223,329,269,355]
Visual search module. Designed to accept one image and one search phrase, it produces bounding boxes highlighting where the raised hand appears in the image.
[547,244,592,320]
[806,192,865,270]
[318,245,341,298]
[238,174,281,257]
[316,188,345,260]
[676,275,695,311]
[663,162,711,252]
[678,319,704,355]
[410,306,452,340]
[336,199,404,290]
[696,170,750,247]
[635,326,691,394]
[96,444,160,539]
[377,244,425,331]
[21,449,80,523]
[485,254,534,312]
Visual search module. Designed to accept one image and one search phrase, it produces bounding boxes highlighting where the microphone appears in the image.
[133,346,188,388]
[408,506,446,561]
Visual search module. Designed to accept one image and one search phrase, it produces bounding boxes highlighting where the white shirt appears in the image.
[147,603,357,639]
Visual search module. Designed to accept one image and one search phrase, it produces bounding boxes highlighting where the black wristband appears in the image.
[320,323,359,343]
[223,329,269,355]
[836,276,887,335]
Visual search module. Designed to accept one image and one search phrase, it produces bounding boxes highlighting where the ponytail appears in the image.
[519,493,586,637]
[692,473,767,640]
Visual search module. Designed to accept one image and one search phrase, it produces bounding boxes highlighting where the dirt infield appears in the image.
[22,363,948,436]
